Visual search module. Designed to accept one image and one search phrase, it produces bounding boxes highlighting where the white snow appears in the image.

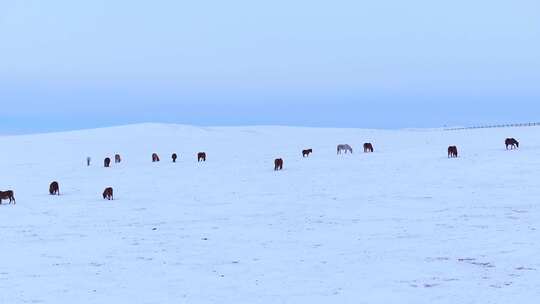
[0,123,538,303]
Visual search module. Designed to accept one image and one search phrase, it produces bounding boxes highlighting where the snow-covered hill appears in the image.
[0,124,538,303]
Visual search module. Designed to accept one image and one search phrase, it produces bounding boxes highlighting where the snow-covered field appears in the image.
[0,124,538,303]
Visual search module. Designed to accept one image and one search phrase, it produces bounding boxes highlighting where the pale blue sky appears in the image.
[1,0,539,133]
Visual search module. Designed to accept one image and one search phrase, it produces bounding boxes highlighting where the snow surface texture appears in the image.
[0,124,538,303]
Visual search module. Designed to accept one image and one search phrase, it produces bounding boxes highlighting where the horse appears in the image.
[448,146,458,158]
[152,153,160,162]
[302,149,313,157]
[115,154,122,163]
[337,144,353,154]
[505,138,519,150]
[49,181,60,195]
[104,157,111,167]
[363,143,374,153]
[274,158,284,171]
[198,152,206,162]
[103,187,114,200]
[0,190,15,204]
[172,153,178,162]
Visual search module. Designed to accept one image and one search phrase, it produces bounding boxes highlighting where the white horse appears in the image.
[337,144,353,154]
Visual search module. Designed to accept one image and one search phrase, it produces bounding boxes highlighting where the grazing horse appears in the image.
[172,153,178,162]
[337,144,353,154]
[274,158,284,171]
[104,157,111,167]
[302,149,313,157]
[103,187,114,200]
[49,181,60,195]
[505,138,519,150]
[198,152,206,162]
[448,146,458,158]
[152,153,160,162]
[0,190,15,204]
[363,143,374,153]
[115,154,122,163]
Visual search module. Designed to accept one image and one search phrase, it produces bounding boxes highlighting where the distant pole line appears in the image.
[444,122,540,131]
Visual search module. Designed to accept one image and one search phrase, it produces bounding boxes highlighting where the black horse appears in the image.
[49,181,60,195]
[363,143,374,153]
[0,190,15,204]
[274,158,283,171]
[505,138,519,150]
[448,146,458,158]
[103,187,114,200]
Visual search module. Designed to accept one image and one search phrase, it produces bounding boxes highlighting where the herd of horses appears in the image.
[0,138,521,205]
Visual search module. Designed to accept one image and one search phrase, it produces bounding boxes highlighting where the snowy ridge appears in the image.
[0,124,539,303]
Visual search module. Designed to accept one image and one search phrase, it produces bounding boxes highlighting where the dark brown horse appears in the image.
[505,138,519,150]
[274,158,284,171]
[103,187,114,200]
[0,190,15,204]
[152,153,160,162]
[363,143,374,153]
[49,181,60,195]
[198,152,206,162]
[302,149,313,157]
[448,146,458,158]
[115,154,122,163]
[172,153,178,162]
[104,157,111,167]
